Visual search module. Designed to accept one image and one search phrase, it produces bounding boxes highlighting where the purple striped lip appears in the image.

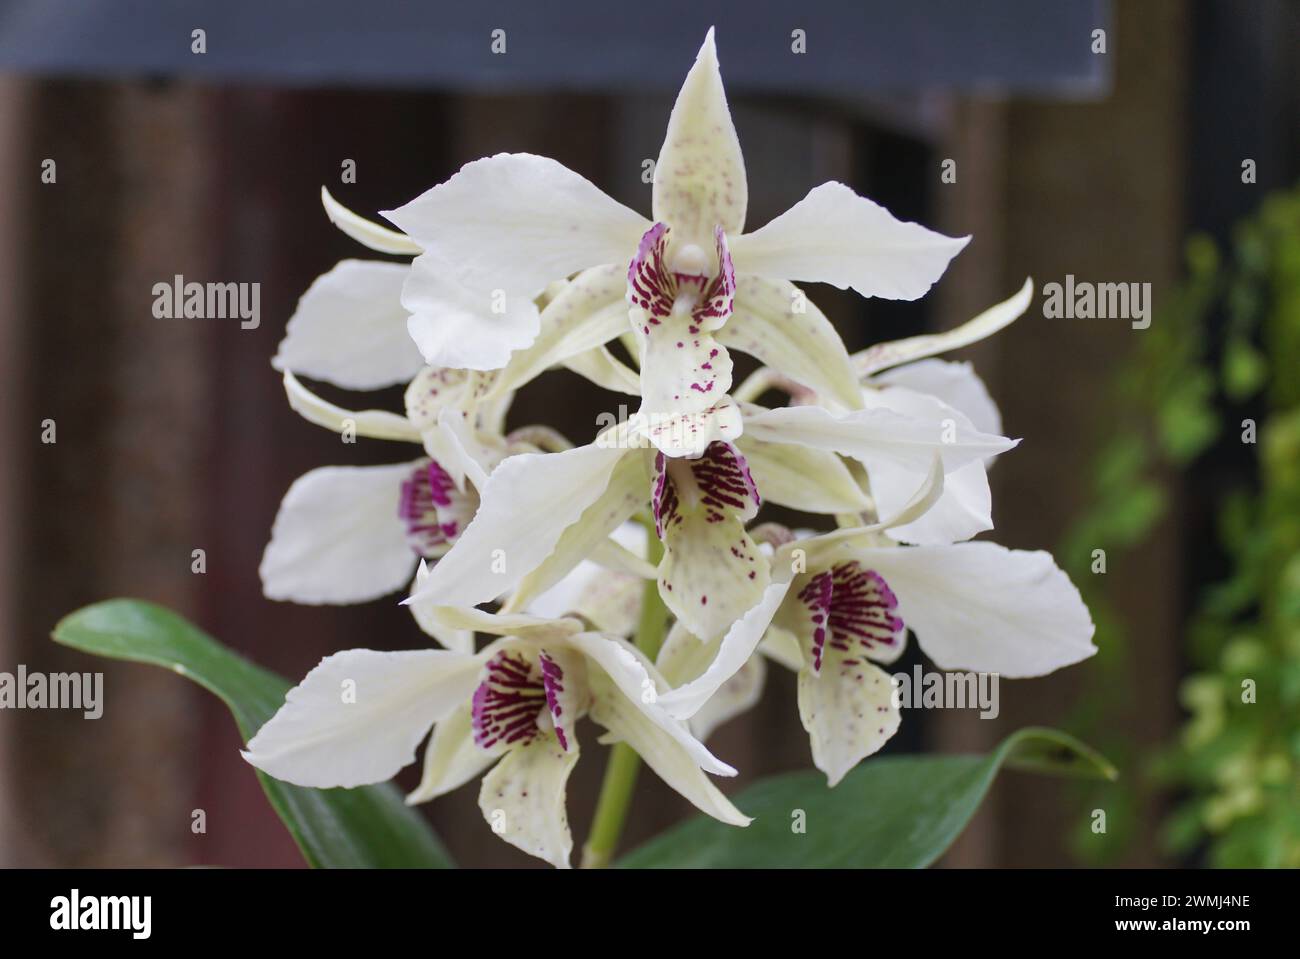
[652,440,759,537]
[471,650,546,750]
[397,459,463,557]
[627,222,735,329]
[798,562,903,674]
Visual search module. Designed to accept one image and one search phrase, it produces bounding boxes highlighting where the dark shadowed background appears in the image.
[0,0,1297,868]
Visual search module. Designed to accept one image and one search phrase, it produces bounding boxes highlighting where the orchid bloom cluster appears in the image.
[244,29,1096,868]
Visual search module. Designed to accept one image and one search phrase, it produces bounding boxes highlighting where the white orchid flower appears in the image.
[382,27,967,442]
[655,511,1097,786]
[242,610,748,868]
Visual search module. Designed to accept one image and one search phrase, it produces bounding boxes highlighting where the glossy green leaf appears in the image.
[52,598,454,868]
[619,727,1115,868]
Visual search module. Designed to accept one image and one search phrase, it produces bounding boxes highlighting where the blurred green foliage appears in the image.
[1059,184,1300,867]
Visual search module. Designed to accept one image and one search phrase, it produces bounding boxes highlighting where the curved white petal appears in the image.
[799,659,900,787]
[736,435,870,514]
[272,260,424,390]
[491,264,629,395]
[854,542,1097,677]
[563,345,641,395]
[260,463,418,604]
[657,625,766,742]
[321,187,421,255]
[721,275,862,410]
[742,403,1016,476]
[409,562,475,653]
[653,27,748,244]
[383,153,650,297]
[242,648,482,788]
[406,703,498,804]
[402,255,542,371]
[730,182,968,301]
[856,278,1033,375]
[479,736,579,869]
[282,371,422,444]
[405,443,630,609]
[873,358,1002,436]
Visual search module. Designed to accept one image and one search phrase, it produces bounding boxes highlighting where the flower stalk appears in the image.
[581,516,667,868]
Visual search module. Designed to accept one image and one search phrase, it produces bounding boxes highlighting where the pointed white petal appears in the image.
[272,260,424,390]
[384,153,650,297]
[508,451,648,611]
[260,463,418,604]
[562,345,641,395]
[799,659,900,787]
[320,187,421,255]
[853,541,1097,677]
[730,182,968,301]
[406,703,498,804]
[856,278,1033,375]
[409,563,475,652]
[243,648,482,787]
[479,736,579,868]
[402,255,542,371]
[491,264,629,395]
[653,27,748,244]
[742,403,1016,475]
[873,358,1003,436]
[282,371,422,443]
[721,275,862,410]
[657,625,766,741]
[405,443,630,609]
[736,435,870,514]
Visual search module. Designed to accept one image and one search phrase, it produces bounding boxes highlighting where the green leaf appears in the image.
[52,598,454,869]
[619,727,1115,868]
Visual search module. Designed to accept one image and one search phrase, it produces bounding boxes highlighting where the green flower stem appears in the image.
[581,514,667,869]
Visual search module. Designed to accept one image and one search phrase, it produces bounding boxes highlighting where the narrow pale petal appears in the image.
[282,371,422,443]
[799,658,900,787]
[408,562,474,653]
[850,541,1097,677]
[563,345,641,395]
[736,435,870,514]
[721,275,862,410]
[855,278,1033,375]
[478,736,579,868]
[243,648,482,788]
[405,442,630,609]
[654,442,769,639]
[657,625,767,742]
[873,358,1003,436]
[383,153,650,297]
[652,27,748,244]
[402,254,542,371]
[320,186,421,255]
[272,260,424,390]
[260,463,419,604]
[491,264,629,395]
[742,403,1016,476]
[406,703,499,804]
[729,181,968,301]
[508,451,648,611]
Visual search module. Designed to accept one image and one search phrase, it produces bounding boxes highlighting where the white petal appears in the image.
[721,275,862,410]
[260,463,418,604]
[566,632,736,777]
[653,27,748,244]
[508,451,648,611]
[383,153,650,297]
[242,648,481,787]
[402,255,542,371]
[730,182,968,301]
[736,435,870,514]
[479,737,579,868]
[409,563,474,653]
[742,403,1016,476]
[491,264,629,395]
[320,187,421,255]
[282,371,422,444]
[853,542,1097,677]
[874,358,1002,436]
[272,260,424,390]
[629,399,744,459]
[406,703,498,804]
[799,659,900,787]
[405,443,630,609]
[585,654,750,828]
[563,345,641,395]
[657,625,766,742]
[856,278,1033,375]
